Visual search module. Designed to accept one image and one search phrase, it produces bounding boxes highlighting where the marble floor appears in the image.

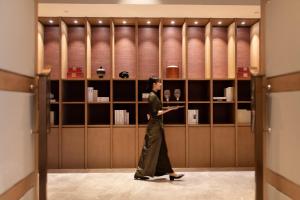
[47,169,255,200]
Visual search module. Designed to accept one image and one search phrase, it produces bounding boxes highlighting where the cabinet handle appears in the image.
[265,84,272,134]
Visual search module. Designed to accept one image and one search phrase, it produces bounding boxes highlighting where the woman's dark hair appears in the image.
[147,76,160,92]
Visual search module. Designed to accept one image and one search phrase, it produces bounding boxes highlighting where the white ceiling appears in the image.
[38,0,260,5]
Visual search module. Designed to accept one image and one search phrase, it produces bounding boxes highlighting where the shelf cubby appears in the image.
[213,103,235,124]
[238,80,251,101]
[113,80,135,101]
[188,80,210,101]
[138,103,149,124]
[162,20,183,79]
[187,25,206,79]
[212,19,235,79]
[213,80,235,101]
[113,103,136,125]
[138,80,149,102]
[238,103,251,110]
[236,26,250,70]
[62,80,85,102]
[50,80,59,103]
[43,25,61,79]
[90,25,112,79]
[163,80,185,102]
[67,23,86,78]
[50,104,59,126]
[114,25,136,79]
[138,25,159,79]
[188,103,210,124]
[62,104,85,125]
[162,103,185,124]
[88,104,110,125]
[87,80,110,98]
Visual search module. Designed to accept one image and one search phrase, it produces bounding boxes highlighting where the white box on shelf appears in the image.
[88,87,94,102]
[225,87,234,102]
[237,109,251,124]
[142,93,149,101]
[97,97,109,102]
[188,109,199,124]
[93,90,98,102]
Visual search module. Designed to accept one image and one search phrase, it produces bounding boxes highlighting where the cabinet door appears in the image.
[47,128,59,169]
[237,126,254,167]
[188,127,211,167]
[87,128,111,168]
[112,127,136,168]
[62,128,84,168]
[164,126,186,167]
[212,126,236,167]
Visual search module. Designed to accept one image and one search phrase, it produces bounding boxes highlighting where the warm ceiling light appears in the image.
[218,21,222,25]
[147,20,151,24]
[194,21,198,25]
[171,20,175,25]
[122,20,127,24]
[241,21,246,25]
[73,20,78,24]
[98,20,103,24]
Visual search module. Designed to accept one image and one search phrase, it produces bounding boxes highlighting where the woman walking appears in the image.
[134,77,184,181]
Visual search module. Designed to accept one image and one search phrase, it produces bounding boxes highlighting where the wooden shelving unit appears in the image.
[38,17,259,169]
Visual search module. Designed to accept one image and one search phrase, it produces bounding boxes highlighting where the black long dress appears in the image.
[135,91,174,177]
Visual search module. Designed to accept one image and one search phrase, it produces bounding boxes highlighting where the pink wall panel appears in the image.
[187,27,205,79]
[162,26,182,78]
[91,26,111,79]
[115,26,136,79]
[138,26,159,79]
[68,26,86,75]
[44,26,60,79]
[236,27,250,69]
[212,27,228,79]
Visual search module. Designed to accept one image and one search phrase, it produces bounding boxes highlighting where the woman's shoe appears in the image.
[169,173,184,181]
[134,173,149,180]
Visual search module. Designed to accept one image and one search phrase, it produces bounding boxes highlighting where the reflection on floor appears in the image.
[48,170,255,200]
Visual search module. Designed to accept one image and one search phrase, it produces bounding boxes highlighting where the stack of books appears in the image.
[88,87,109,103]
[237,67,250,79]
[67,67,84,78]
[188,109,199,124]
[114,110,130,125]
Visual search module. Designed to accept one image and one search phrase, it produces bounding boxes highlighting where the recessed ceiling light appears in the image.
[122,20,127,24]
[241,21,246,25]
[98,20,103,24]
[171,20,175,25]
[147,20,151,24]
[74,20,78,24]
[49,19,54,24]
[194,21,198,25]
[218,21,222,25]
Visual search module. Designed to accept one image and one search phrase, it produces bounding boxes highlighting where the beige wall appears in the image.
[0,0,35,77]
[264,0,300,199]
[265,0,300,77]
[39,3,260,18]
[0,0,36,199]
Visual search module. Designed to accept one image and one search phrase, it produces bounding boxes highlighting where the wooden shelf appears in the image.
[237,123,251,127]
[40,17,259,170]
[62,102,85,104]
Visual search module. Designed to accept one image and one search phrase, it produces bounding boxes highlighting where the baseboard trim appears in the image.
[0,172,36,200]
[266,168,300,200]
